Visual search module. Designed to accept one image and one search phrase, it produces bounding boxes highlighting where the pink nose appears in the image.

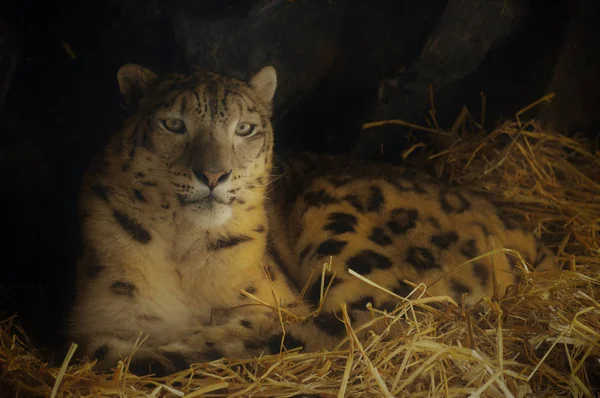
[194,169,232,189]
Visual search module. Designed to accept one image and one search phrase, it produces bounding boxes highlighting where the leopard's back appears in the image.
[269,152,557,320]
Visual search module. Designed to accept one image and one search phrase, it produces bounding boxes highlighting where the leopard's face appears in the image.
[118,65,277,228]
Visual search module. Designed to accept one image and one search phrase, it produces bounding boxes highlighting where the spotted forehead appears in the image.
[147,71,259,119]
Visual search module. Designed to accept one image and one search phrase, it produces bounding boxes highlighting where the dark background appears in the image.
[1,0,598,362]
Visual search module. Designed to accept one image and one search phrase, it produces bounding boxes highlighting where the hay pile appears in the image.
[1,99,599,397]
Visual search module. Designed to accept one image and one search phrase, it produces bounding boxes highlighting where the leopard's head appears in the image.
[117,64,277,228]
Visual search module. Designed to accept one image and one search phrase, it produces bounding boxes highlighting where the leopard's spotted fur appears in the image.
[69,64,557,376]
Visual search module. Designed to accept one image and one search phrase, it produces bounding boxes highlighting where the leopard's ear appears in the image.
[249,66,277,107]
[117,64,158,112]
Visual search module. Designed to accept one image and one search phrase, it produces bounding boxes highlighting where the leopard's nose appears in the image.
[193,169,232,189]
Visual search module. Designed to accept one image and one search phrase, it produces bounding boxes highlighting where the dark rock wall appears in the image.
[539,0,600,144]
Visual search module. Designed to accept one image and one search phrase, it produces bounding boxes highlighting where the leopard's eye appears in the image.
[235,122,256,137]
[161,118,186,134]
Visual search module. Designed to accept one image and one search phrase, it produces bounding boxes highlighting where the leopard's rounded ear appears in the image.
[117,64,158,112]
[249,66,277,106]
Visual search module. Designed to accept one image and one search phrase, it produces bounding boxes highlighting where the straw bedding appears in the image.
[1,98,599,397]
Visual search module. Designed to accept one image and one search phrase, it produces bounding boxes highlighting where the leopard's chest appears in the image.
[104,226,257,326]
